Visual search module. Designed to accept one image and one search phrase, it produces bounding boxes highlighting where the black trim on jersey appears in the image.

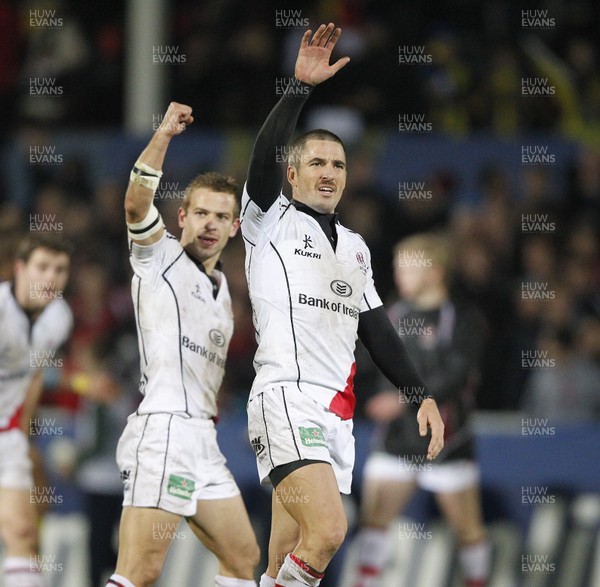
[281,386,301,460]
[131,414,150,502]
[242,234,256,247]
[362,293,372,311]
[157,414,174,508]
[261,393,275,469]
[184,250,221,298]
[278,201,292,221]
[161,251,190,416]
[135,275,148,367]
[241,196,253,218]
[269,242,302,389]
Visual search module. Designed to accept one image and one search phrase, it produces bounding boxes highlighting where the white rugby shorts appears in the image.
[0,429,33,490]
[117,413,240,516]
[363,451,481,494]
[247,386,355,494]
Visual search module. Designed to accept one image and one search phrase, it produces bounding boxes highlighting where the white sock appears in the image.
[259,574,276,587]
[4,556,45,587]
[458,540,491,586]
[353,527,390,587]
[275,553,323,586]
[106,573,137,587]
[215,576,256,586]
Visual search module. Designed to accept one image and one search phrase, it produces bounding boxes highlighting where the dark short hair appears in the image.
[288,129,345,167]
[182,172,240,216]
[16,234,72,263]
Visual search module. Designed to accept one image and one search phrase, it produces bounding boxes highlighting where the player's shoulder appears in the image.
[0,280,10,300]
[130,229,182,264]
[45,298,73,326]
[339,223,367,242]
[338,223,371,252]
[0,281,11,316]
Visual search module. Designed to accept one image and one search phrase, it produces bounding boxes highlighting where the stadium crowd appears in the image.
[0,0,599,585]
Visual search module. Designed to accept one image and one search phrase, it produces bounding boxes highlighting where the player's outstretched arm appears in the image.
[246,23,350,211]
[125,101,193,245]
[358,306,444,460]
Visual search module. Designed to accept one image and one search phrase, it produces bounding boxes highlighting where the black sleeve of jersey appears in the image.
[358,306,434,404]
[246,83,314,211]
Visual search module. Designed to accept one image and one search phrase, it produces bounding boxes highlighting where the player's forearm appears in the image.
[358,306,434,404]
[125,131,171,223]
[247,83,313,210]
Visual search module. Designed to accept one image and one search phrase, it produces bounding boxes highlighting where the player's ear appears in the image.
[14,259,25,276]
[229,218,240,238]
[177,206,186,228]
[287,164,296,188]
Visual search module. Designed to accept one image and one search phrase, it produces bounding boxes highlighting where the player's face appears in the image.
[287,140,346,213]
[178,188,240,264]
[15,248,70,311]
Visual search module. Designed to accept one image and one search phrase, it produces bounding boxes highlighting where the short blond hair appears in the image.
[394,232,453,277]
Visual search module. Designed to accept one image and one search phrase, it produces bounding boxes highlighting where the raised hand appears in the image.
[157,101,194,137]
[295,23,350,86]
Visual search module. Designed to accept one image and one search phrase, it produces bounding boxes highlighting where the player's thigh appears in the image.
[188,495,258,557]
[360,477,418,528]
[267,488,301,576]
[277,462,347,540]
[360,452,418,527]
[434,484,486,543]
[116,506,181,569]
[0,487,38,549]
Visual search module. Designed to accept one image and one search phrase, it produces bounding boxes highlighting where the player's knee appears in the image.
[313,519,347,558]
[243,539,261,573]
[135,560,164,587]
[221,538,260,576]
[2,517,38,551]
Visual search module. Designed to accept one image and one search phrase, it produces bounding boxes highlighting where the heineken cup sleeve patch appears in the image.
[299,426,327,448]
[167,474,195,500]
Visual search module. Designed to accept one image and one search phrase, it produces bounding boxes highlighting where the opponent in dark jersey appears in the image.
[353,233,491,587]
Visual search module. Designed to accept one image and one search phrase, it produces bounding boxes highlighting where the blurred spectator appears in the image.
[521,326,600,421]
[422,29,472,135]
[485,45,522,134]
[18,0,91,126]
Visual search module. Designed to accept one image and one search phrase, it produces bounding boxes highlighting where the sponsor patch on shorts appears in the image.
[167,474,195,500]
[299,426,327,448]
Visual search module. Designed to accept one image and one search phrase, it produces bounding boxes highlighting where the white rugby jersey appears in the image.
[129,231,233,418]
[0,281,72,427]
[241,187,383,420]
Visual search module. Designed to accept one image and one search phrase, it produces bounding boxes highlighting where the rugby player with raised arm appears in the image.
[240,23,444,587]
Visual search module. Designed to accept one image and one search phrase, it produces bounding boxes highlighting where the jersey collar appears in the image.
[291,199,339,251]
[183,251,221,299]
[291,199,338,224]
